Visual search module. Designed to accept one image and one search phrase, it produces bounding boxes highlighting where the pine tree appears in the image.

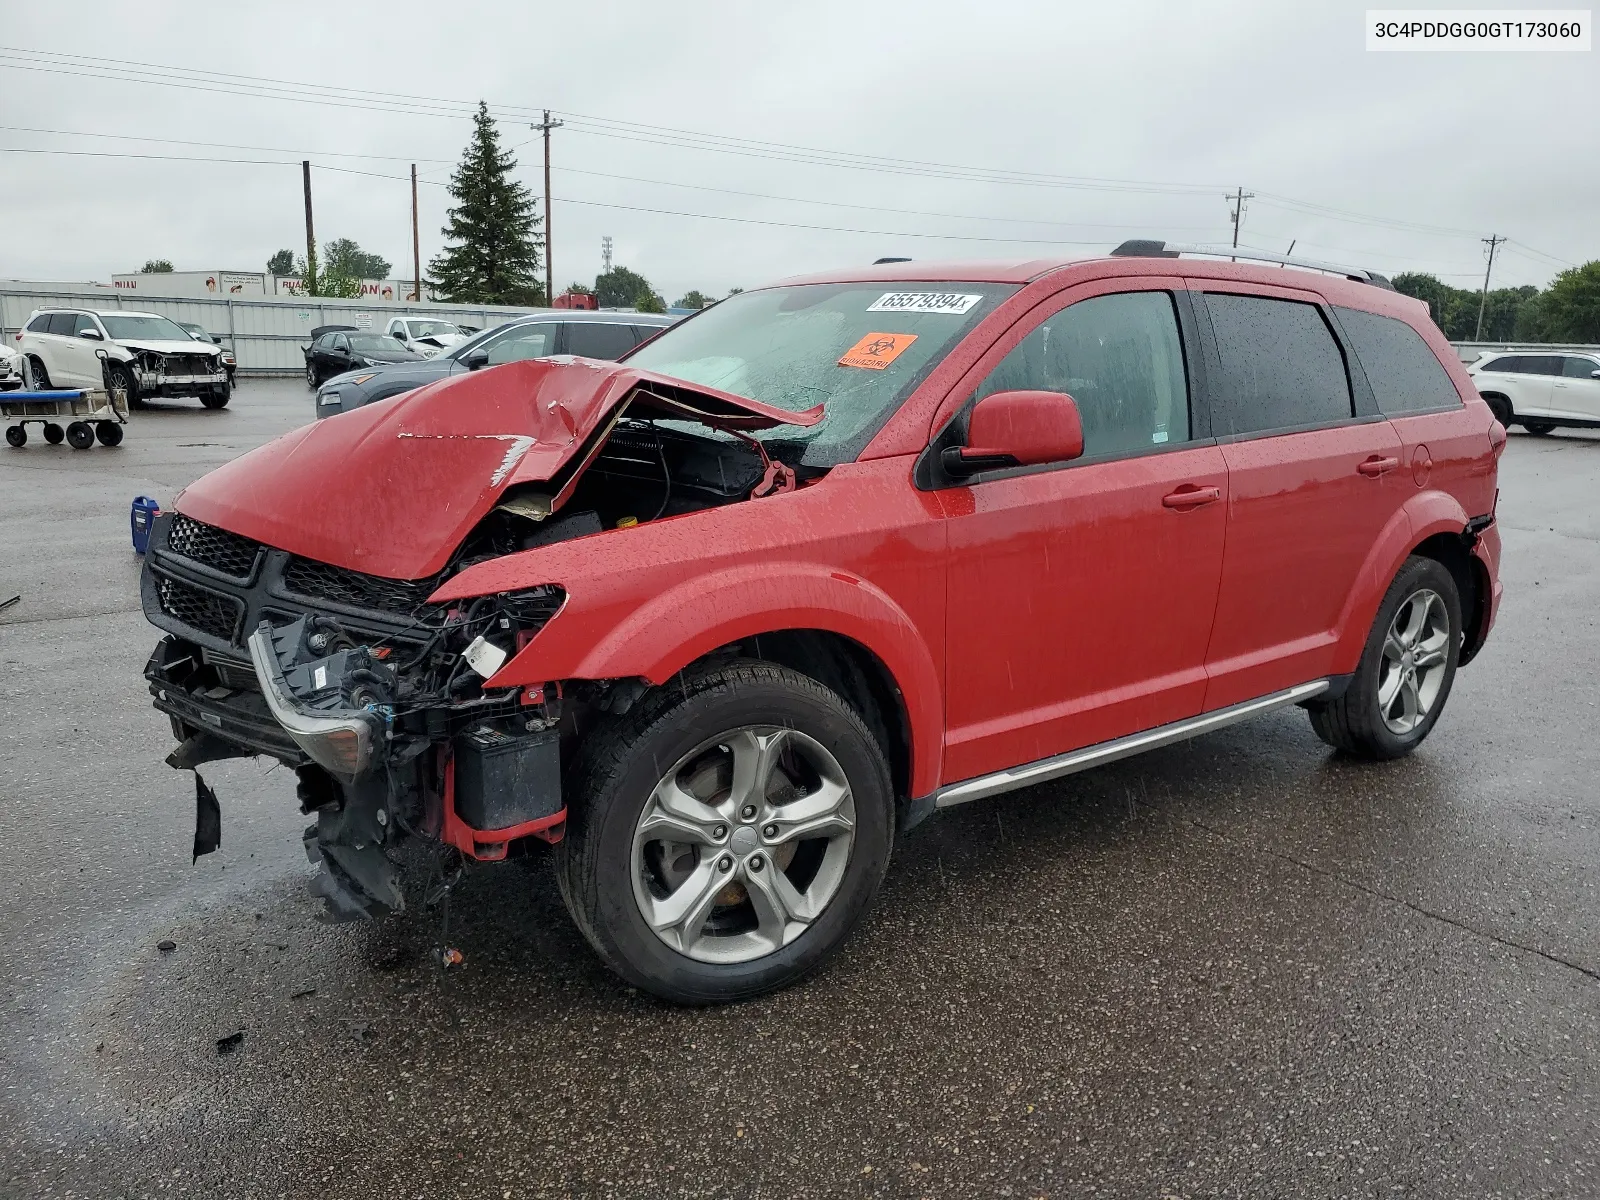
[429,102,544,305]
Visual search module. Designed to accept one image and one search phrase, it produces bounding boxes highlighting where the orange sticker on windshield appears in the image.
[838,332,917,370]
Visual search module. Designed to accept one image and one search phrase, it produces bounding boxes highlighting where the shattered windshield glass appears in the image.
[624,281,1016,465]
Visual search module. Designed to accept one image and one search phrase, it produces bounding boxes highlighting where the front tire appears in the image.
[105,361,140,411]
[1308,556,1461,760]
[201,384,230,409]
[556,661,894,1004]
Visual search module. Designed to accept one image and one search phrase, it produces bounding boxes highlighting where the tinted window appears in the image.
[483,322,560,366]
[25,314,51,333]
[1204,293,1352,434]
[973,291,1190,457]
[46,313,78,336]
[1561,357,1600,379]
[1481,356,1519,373]
[566,322,639,360]
[1336,307,1461,414]
[332,335,349,351]
[71,314,98,337]
[1524,356,1564,376]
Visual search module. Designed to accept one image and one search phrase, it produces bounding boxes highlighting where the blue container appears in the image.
[131,496,161,555]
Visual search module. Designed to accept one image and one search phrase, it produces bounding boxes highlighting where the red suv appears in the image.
[142,245,1503,1004]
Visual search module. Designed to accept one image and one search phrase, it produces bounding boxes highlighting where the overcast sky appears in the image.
[1,1,1594,299]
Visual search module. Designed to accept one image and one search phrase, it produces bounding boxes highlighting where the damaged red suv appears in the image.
[142,244,1503,1004]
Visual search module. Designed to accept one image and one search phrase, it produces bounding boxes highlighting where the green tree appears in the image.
[266,249,295,275]
[675,290,711,310]
[593,266,655,308]
[141,259,174,273]
[637,292,667,314]
[727,287,744,296]
[1392,272,1547,341]
[429,101,544,305]
[1539,261,1600,342]
[292,246,362,299]
[324,238,391,280]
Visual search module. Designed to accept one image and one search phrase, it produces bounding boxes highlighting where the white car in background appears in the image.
[384,317,467,357]
[16,308,231,408]
[1469,350,1600,435]
[0,343,29,391]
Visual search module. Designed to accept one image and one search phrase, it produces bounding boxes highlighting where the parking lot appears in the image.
[1,379,1596,1198]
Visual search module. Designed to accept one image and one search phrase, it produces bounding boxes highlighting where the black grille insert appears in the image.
[167,514,262,579]
[154,573,243,645]
[281,557,445,621]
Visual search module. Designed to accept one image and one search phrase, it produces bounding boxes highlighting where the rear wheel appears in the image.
[1483,395,1512,428]
[26,357,50,390]
[1309,556,1460,760]
[65,421,95,450]
[556,661,894,1004]
[5,425,25,447]
[1522,420,1556,435]
[305,363,319,389]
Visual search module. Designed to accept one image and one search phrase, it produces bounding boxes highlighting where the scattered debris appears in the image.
[343,1020,375,1042]
[0,595,19,615]
[290,986,317,1000]
[215,1030,245,1055]
[434,946,464,970]
[157,939,176,953]
[192,773,221,862]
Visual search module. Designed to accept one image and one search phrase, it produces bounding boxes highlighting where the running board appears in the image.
[934,680,1330,809]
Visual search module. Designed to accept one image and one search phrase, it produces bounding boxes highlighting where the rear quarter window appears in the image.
[1202,293,1352,435]
[1480,356,1519,373]
[1335,307,1462,415]
[25,314,51,333]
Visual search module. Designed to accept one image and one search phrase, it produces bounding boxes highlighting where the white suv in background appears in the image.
[384,317,466,357]
[17,308,231,408]
[1469,351,1600,435]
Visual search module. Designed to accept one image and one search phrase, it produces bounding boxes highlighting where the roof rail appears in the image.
[1109,239,1395,290]
[873,257,913,265]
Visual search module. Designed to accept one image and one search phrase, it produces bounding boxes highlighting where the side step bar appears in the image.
[934,680,1330,809]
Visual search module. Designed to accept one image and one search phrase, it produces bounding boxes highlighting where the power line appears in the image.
[0,123,451,163]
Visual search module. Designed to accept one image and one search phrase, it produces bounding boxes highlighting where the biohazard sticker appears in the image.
[867,292,983,315]
[838,332,918,370]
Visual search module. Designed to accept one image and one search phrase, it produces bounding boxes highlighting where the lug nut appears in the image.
[718,855,733,873]
[740,804,757,820]
[749,855,765,872]
[712,824,728,840]
[762,823,778,839]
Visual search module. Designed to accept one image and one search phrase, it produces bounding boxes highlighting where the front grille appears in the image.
[154,573,243,645]
[203,651,260,692]
[158,354,215,375]
[282,557,445,621]
[167,514,262,579]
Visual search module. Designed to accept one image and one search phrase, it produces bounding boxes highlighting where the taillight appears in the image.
[1488,419,1507,459]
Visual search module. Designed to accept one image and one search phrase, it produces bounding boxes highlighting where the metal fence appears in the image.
[1449,340,1600,362]
[0,282,542,376]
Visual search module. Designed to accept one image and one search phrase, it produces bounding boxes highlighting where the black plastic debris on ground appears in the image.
[215,1030,244,1056]
[156,939,176,953]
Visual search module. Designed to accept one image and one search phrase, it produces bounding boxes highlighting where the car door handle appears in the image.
[1357,456,1400,477]
[1162,485,1221,509]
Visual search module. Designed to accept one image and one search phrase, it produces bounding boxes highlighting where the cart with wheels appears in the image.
[2,386,130,449]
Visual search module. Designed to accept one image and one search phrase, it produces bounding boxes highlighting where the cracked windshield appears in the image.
[626,281,1016,463]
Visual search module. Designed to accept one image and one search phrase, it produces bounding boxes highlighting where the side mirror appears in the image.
[943,390,1084,478]
[392,329,408,341]
[78,328,103,340]
[462,349,490,371]
[1591,370,1600,380]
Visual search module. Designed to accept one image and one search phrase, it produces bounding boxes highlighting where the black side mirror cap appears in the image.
[463,350,490,371]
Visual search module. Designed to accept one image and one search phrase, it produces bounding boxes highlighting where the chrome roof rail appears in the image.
[1109,239,1395,290]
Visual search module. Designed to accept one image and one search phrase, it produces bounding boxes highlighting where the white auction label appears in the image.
[867,292,984,315]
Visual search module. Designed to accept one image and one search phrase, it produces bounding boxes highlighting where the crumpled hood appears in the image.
[175,356,821,580]
[120,339,222,357]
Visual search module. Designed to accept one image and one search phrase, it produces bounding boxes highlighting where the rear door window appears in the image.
[1524,356,1565,376]
[566,322,639,360]
[46,313,78,336]
[1203,293,1352,435]
[971,290,1190,458]
[1561,357,1600,379]
[1335,307,1461,414]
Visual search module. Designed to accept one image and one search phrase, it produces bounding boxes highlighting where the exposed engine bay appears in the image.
[142,371,821,920]
[124,346,227,396]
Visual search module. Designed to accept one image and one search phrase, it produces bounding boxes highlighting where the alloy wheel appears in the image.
[630,726,856,964]
[1377,587,1450,735]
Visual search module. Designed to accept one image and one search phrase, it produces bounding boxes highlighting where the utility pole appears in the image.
[301,160,315,289]
[531,110,564,306]
[410,163,421,302]
[1475,234,1505,340]
[1228,186,1255,253]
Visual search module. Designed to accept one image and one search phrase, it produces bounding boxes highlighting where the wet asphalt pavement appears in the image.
[1,380,1596,1199]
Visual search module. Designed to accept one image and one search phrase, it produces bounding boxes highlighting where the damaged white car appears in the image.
[384,317,468,358]
[16,308,231,409]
